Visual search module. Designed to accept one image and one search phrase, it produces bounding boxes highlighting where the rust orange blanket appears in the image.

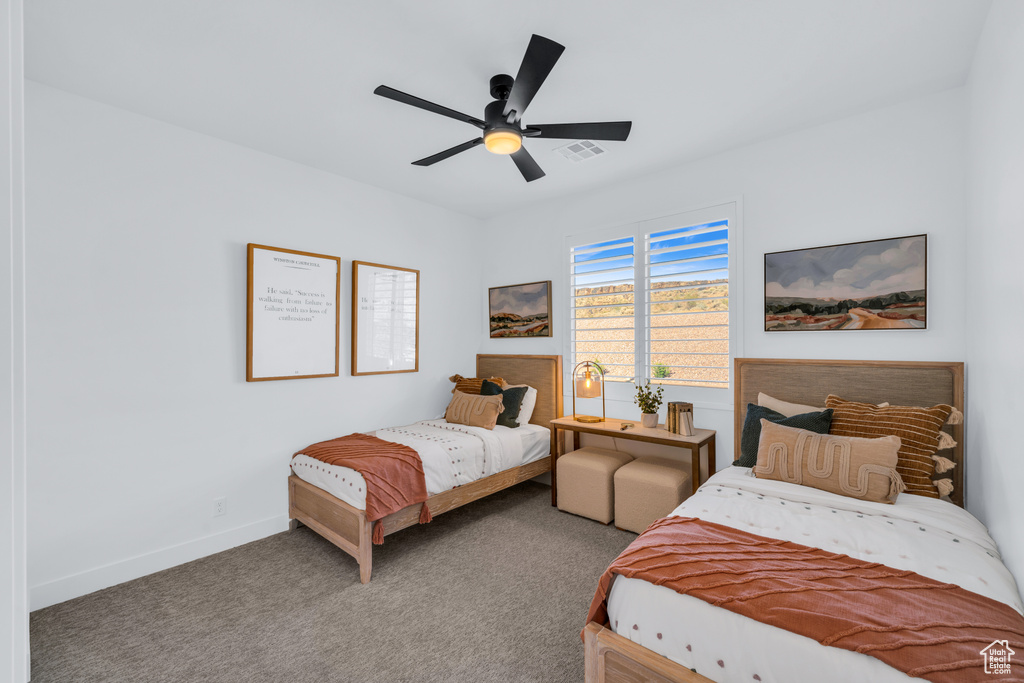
[586,517,1024,683]
[294,433,431,544]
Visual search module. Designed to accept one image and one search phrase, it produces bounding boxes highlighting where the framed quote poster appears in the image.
[246,243,341,381]
[764,234,927,332]
[352,261,419,375]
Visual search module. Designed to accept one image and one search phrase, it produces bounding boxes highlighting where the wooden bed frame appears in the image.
[584,357,966,683]
[288,353,563,583]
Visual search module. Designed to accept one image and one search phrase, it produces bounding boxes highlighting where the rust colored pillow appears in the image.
[448,374,506,395]
[444,391,503,430]
[826,395,954,499]
[754,420,905,504]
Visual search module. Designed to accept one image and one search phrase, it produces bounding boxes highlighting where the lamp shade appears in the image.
[483,129,522,155]
[575,373,601,399]
[572,360,605,423]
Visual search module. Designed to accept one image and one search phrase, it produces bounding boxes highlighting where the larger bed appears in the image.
[584,358,1024,683]
[288,353,562,583]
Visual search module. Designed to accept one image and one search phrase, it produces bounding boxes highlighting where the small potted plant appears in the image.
[633,380,664,428]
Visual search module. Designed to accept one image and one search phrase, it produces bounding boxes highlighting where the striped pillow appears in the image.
[448,374,506,395]
[825,395,953,499]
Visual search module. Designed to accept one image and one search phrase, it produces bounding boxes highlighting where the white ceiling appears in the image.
[25,0,991,219]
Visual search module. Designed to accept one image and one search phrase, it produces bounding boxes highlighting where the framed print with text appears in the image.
[352,261,419,375]
[246,243,340,381]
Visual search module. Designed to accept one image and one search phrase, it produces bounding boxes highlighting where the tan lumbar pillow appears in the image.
[445,391,503,430]
[753,419,905,504]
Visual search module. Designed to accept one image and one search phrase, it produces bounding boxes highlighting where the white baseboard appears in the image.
[29,515,289,611]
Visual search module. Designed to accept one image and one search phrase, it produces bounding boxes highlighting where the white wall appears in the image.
[965,0,1024,590]
[26,22,1021,612]
[2,0,29,678]
[480,88,968,467]
[25,82,483,609]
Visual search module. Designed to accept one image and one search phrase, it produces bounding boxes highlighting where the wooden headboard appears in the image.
[476,354,563,431]
[734,358,965,507]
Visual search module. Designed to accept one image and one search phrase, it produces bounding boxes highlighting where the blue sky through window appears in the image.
[649,241,728,265]
[650,219,727,241]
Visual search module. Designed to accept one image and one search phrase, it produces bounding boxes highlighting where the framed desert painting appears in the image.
[488,281,552,338]
[764,234,926,332]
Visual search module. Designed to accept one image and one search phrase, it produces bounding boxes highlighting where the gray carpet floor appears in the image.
[30,482,636,683]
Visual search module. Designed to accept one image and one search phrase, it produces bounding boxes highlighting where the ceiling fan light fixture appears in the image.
[484,129,522,155]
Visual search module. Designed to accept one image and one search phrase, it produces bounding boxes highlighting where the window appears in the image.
[569,235,636,382]
[569,203,736,389]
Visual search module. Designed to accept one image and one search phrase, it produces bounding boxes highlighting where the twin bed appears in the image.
[584,358,1023,683]
[288,353,562,583]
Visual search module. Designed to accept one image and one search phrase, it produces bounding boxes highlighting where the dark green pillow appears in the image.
[734,404,834,467]
[480,380,528,429]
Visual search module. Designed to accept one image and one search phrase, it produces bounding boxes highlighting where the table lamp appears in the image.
[572,360,605,423]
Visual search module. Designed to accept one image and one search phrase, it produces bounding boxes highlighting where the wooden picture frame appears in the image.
[764,234,927,332]
[246,244,340,382]
[488,280,552,338]
[352,261,419,375]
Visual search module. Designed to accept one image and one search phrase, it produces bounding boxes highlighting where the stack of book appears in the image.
[667,402,694,436]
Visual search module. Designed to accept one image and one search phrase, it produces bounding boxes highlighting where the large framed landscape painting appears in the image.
[489,281,552,338]
[765,234,926,332]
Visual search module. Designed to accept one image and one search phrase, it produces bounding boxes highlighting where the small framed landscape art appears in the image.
[489,281,552,338]
[764,234,926,332]
[246,243,341,381]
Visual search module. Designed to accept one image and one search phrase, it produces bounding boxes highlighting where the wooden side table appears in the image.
[549,416,716,507]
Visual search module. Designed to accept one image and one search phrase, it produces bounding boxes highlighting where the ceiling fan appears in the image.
[373,34,632,182]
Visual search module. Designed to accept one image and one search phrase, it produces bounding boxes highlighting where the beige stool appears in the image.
[556,447,634,524]
[614,457,691,533]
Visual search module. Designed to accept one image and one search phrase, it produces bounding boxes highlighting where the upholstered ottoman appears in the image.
[614,457,691,533]
[556,447,634,524]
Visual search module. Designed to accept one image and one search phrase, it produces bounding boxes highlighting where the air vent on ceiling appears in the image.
[554,140,607,163]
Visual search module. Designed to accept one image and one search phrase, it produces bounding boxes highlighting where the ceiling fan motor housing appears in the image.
[483,96,522,154]
[488,74,514,101]
[484,99,520,134]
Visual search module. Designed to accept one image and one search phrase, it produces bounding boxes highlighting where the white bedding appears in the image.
[606,467,1024,683]
[290,420,550,510]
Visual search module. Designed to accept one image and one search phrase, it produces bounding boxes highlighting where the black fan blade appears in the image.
[510,147,545,182]
[411,138,484,166]
[503,35,565,122]
[374,85,485,129]
[524,122,632,141]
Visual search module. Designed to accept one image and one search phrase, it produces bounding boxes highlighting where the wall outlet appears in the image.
[213,497,226,517]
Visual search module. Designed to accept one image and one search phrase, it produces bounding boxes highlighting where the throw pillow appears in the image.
[448,374,505,395]
[753,420,905,504]
[757,392,824,417]
[481,380,528,428]
[445,391,503,430]
[826,395,954,499]
[736,403,834,468]
[757,391,890,417]
[516,385,538,425]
